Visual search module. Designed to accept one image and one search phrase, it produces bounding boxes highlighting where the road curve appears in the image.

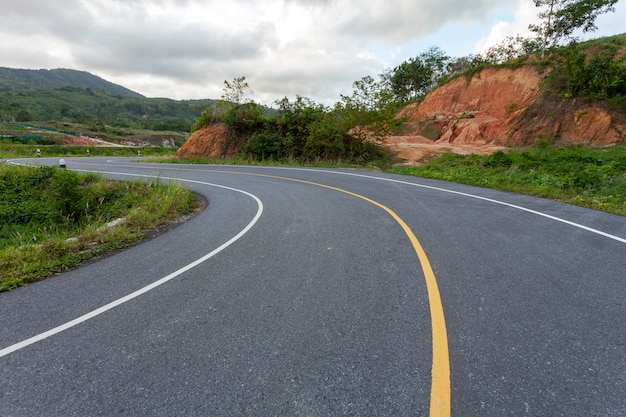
[1,157,625,416]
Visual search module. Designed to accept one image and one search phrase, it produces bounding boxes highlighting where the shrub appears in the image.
[484,150,513,168]
[245,127,285,160]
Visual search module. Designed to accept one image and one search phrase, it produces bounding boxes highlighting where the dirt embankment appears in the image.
[175,123,236,159]
[388,66,625,163]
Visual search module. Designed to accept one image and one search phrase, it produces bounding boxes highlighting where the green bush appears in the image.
[484,150,513,168]
[546,43,626,102]
[244,128,285,160]
[223,102,265,134]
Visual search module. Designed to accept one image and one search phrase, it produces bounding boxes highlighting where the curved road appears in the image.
[1,157,625,416]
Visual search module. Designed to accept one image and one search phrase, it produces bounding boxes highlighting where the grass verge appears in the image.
[150,154,393,170]
[0,142,177,159]
[0,164,200,291]
[390,145,626,216]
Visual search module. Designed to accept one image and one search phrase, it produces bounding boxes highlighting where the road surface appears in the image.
[1,157,625,416]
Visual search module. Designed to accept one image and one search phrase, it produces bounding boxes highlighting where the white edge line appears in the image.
[0,170,264,358]
[11,160,626,243]
[246,166,626,245]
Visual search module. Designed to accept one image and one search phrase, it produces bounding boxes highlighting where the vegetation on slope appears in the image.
[391,144,626,216]
[0,87,216,133]
[184,24,625,165]
[0,67,143,97]
[0,164,199,291]
[188,76,399,166]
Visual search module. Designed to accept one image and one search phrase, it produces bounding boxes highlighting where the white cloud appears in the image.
[475,0,626,54]
[336,0,505,44]
[1,0,625,104]
[475,0,537,53]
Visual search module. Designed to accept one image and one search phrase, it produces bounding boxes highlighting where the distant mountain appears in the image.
[0,67,144,97]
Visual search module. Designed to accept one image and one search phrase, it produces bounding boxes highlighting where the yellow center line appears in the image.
[74,162,451,417]
[248,173,451,417]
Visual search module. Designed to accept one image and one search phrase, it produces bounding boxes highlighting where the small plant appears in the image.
[506,102,520,114]
[535,135,554,148]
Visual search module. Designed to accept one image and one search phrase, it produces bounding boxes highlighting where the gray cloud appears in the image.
[72,21,278,75]
[336,0,506,43]
[1,0,624,104]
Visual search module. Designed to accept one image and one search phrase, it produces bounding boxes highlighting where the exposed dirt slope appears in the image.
[389,66,625,163]
[175,123,236,159]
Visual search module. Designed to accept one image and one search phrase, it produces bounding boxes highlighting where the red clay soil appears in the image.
[175,123,237,159]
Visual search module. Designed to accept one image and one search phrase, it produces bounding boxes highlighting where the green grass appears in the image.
[390,145,626,216]
[153,155,388,170]
[0,164,199,291]
[167,144,626,216]
[0,142,177,159]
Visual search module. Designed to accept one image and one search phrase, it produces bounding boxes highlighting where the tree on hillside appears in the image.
[390,57,427,102]
[446,55,478,75]
[390,47,450,102]
[530,0,619,56]
[420,46,450,89]
[191,76,259,133]
[336,75,398,142]
[221,76,253,105]
[482,35,543,64]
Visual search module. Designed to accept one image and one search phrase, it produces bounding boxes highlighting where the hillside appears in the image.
[386,68,624,162]
[0,87,215,132]
[384,39,626,163]
[0,68,143,97]
[0,68,218,136]
[179,40,626,163]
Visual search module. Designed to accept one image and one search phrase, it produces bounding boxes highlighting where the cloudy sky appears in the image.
[2,0,625,105]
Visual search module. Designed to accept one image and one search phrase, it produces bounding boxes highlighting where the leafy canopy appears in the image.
[530,0,619,50]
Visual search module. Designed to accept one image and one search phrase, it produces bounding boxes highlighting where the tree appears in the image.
[530,0,619,56]
[221,76,253,105]
[481,35,543,64]
[420,46,450,90]
[16,109,33,122]
[215,76,260,131]
[390,47,450,102]
[447,56,477,75]
[390,57,430,102]
[337,75,398,142]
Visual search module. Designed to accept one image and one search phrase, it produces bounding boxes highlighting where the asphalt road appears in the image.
[1,157,625,416]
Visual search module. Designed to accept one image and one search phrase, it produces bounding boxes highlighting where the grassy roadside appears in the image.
[0,163,200,291]
[390,145,626,216]
[149,155,382,169]
[160,144,625,216]
[0,142,177,159]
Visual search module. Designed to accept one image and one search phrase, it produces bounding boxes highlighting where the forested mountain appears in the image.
[0,68,217,132]
[0,68,143,97]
